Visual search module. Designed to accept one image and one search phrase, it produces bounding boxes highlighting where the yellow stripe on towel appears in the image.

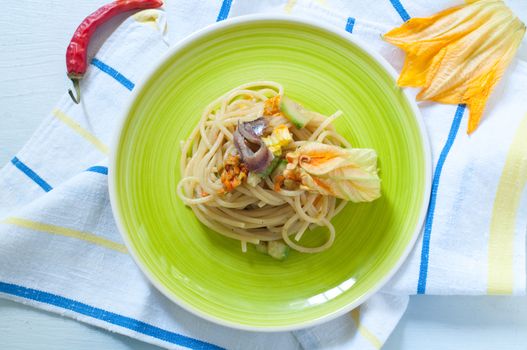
[52,109,110,155]
[133,9,166,32]
[487,114,527,294]
[351,307,382,349]
[2,217,127,254]
[284,0,297,13]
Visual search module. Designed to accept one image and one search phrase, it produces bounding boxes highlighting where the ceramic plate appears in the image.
[109,15,431,331]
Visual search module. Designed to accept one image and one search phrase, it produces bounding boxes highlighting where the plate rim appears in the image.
[108,13,432,332]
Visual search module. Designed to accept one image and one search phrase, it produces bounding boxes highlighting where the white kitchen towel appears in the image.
[1,1,526,350]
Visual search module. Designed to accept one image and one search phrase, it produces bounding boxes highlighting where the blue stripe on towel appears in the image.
[91,58,135,91]
[417,104,466,294]
[216,0,233,21]
[0,281,224,350]
[389,0,411,22]
[86,166,108,175]
[345,17,356,33]
[11,157,52,192]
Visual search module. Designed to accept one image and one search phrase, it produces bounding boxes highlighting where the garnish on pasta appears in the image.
[177,82,381,260]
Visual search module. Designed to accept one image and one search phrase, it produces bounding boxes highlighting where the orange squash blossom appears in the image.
[383,0,526,134]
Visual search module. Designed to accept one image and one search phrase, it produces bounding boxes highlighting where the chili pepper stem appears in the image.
[68,78,81,104]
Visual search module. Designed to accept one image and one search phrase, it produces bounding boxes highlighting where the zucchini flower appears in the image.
[284,142,381,202]
[384,0,526,134]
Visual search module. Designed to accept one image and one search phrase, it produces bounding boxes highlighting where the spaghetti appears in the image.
[177,81,381,259]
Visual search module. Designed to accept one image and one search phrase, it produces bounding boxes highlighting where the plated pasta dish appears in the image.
[177,81,381,259]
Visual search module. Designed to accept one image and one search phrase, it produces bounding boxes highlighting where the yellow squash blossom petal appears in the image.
[262,124,293,156]
[384,0,526,134]
[286,142,349,176]
[285,142,381,202]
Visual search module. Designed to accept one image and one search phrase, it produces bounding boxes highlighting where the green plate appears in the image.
[110,15,431,331]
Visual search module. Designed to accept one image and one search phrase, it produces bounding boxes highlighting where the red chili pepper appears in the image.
[66,0,164,104]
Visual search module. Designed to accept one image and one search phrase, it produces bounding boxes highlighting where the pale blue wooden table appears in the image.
[1,1,527,349]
